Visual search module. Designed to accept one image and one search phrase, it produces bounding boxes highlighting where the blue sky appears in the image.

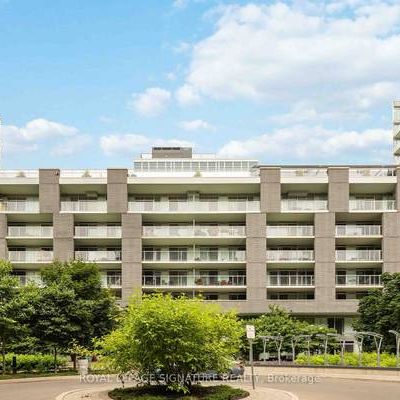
[0,0,399,168]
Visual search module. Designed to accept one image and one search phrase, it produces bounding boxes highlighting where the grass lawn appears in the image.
[0,370,79,380]
[109,385,249,400]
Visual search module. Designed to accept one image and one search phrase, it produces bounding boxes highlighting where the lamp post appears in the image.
[389,330,400,368]
[298,335,312,366]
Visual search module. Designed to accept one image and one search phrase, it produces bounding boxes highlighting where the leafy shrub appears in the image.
[295,352,397,367]
[3,353,68,373]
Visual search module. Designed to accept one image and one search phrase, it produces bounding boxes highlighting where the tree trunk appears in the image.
[54,346,57,374]
[72,353,77,371]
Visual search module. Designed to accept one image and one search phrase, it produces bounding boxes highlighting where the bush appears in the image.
[295,352,397,367]
[109,385,249,400]
[3,353,68,373]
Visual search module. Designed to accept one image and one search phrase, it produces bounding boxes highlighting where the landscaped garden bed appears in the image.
[109,385,249,400]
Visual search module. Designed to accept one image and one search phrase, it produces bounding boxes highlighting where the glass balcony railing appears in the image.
[266,250,314,262]
[280,168,328,178]
[129,200,260,213]
[349,199,396,211]
[267,225,314,237]
[335,225,381,236]
[102,274,122,288]
[8,250,53,262]
[267,274,314,286]
[14,274,42,286]
[335,249,382,262]
[0,170,39,179]
[142,249,246,262]
[75,250,122,262]
[61,200,107,212]
[0,200,39,213]
[74,226,121,237]
[349,168,396,178]
[142,225,246,237]
[281,199,328,211]
[142,274,246,287]
[335,274,381,286]
[7,226,53,237]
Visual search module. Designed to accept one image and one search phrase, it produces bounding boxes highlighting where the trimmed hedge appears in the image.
[2,353,68,373]
[295,352,397,367]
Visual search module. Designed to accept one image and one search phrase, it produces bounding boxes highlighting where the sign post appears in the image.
[246,325,256,390]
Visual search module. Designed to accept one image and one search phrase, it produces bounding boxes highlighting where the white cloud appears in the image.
[175,84,200,106]
[2,118,80,154]
[100,134,193,157]
[179,119,215,131]
[129,87,171,117]
[51,135,93,156]
[172,0,188,9]
[177,2,400,114]
[218,126,392,163]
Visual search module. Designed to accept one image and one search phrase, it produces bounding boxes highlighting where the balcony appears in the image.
[349,168,396,179]
[0,200,39,213]
[102,274,122,288]
[8,250,53,263]
[0,170,39,179]
[75,250,122,262]
[61,200,107,213]
[335,225,381,236]
[129,200,260,213]
[267,274,314,287]
[349,199,396,211]
[75,225,121,237]
[7,226,53,237]
[142,274,246,288]
[336,274,381,286]
[14,274,42,286]
[266,250,314,262]
[267,225,314,237]
[142,249,246,263]
[280,168,328,178]
[281,199,328,212]
[142,225,246,237]
[335,249,382,262]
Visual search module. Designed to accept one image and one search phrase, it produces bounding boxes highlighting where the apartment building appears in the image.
[1,102,400,337]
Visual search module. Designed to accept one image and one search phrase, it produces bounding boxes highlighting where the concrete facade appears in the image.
[107,169,128,213]
[260,168,281,212]
[39,169,60,213]
[53,213,74,261]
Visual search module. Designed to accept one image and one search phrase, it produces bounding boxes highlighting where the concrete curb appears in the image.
[55,384,298,400]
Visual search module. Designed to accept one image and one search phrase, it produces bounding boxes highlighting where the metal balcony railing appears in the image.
[129,200,260,213]
[142,225,246,237]
[280,168,328,178]
[267,274,314,286]
[142,274,246,287]
[75,250,122,262]
[349,199,396,211]
[7,226,53,237]
[266,250,314,262]
[281,199,328,211]
[102,274,122,288]
[8,250,53,262]
[335,274,381,286]
[335,249,382,262]
[335,225,381,236]
[142,249,246,262]
[74,226,121,237]
[267,225,314,237]
[61,200,107,212]
[0,200,40,213]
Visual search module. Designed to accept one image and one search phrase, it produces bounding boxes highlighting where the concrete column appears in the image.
[382,212,400,273]
[246,213,267,301]
[107,169,128,213]
[53,213,74,261]
[260,168,281,212]
[0,214,8,260]
[39,169,60,213]
[396,167,400,207]
[328,167,349,212]
[314,212,336,303]
[121,213,142,305]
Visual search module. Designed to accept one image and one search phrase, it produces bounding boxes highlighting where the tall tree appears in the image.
[355,272,400,351]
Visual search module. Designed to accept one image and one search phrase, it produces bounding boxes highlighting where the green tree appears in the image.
[246,305,335,357]
[21,260,119,370]
[354,272,400,351]
[98,293,243,393]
